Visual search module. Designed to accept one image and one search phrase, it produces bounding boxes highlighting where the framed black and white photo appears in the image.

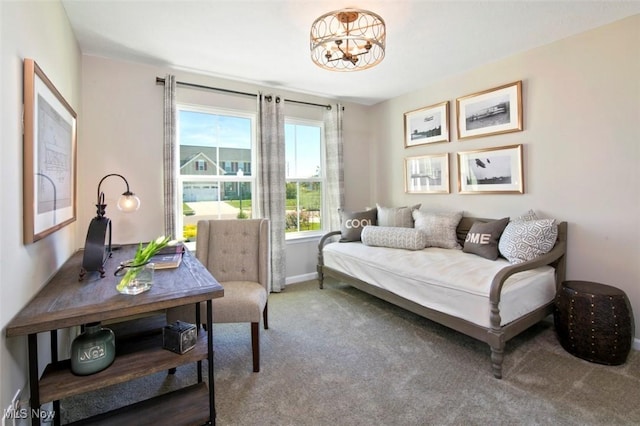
[457,144,523,194]
[456,81,522,140]
[404,153,450,194]
[404,101,449,147]
[23,59,77,243]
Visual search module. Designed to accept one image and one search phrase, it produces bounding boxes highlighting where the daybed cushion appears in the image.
[361,226,427,251]
[338,208,377,242]
[498,218,558,264]
[376,204,421,228]
[323,241,556,328]
[412,210,463,249]
[462,217,510,260]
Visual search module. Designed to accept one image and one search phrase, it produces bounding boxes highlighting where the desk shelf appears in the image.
[39,329,208,403]
[66,382,210,426]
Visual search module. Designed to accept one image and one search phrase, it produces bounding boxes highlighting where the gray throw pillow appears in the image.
[462,218,510,260]
[412,210,463,249]
[376,203,421,228]
[498,218,558,264]
[361,226,427,250]
[338,208,377,242]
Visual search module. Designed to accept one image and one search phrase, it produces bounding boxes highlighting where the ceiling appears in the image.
[61,1,640,106]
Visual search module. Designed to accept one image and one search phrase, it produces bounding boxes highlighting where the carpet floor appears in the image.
[62,279,640,425]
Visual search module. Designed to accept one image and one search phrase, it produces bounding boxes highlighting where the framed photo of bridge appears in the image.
[457,144,523,194]
[404,153,450,194]
[456,81,522,140]
[404,101,449,147]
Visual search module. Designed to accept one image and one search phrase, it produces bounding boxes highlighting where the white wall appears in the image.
[1,0,81,413]
[370,15,640,338]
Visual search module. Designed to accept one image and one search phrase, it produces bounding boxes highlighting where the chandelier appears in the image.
[310,8,386,71]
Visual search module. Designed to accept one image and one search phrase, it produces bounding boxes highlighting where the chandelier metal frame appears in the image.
[310,8,386,72]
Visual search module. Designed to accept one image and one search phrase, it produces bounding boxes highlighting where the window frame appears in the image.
[176,104,256,240]
[284,117,327,240]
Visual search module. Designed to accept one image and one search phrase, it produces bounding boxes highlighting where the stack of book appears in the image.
[150,242,185,269]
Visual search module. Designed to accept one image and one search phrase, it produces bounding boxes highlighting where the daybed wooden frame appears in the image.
[317,217,567,379]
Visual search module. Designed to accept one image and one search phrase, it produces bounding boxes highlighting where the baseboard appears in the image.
[286,273,318,286]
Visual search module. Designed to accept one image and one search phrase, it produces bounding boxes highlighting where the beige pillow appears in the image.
[376,204,421,228]
[412,210,463,249]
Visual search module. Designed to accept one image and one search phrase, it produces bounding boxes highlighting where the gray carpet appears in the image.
[62,279,640,425]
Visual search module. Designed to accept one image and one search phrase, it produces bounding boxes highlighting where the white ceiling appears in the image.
[61,0,640,106]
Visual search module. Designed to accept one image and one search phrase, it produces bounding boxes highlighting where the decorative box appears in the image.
[162,321,197,354]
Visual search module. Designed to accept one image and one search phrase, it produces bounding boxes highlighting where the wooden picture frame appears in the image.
[456,81,522,140]
[457,144,523,194]
[404,153,450,194]
[23,59,77,243]
[404,101,449,147]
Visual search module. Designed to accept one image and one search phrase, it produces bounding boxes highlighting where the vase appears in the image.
[116,261,155,295]
[70,322,115,376]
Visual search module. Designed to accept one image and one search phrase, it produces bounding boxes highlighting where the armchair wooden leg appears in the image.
[251,322,260,372]
[263,302,269,330]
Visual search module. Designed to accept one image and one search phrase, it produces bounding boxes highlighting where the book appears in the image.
[150,252,183,270]
[157,242,186,255]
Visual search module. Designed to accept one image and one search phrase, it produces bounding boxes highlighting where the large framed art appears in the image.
[457,144,523,194]
[404,153,450,194]
[404,101,449,147]
[456,81,522,140]
[23,58,77,243]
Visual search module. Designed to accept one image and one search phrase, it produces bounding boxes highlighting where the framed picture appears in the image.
[456,81,522,140]
[404,153,450,194]
[404,101,449,147]
[23,59,77,243]
[457,144,523,194]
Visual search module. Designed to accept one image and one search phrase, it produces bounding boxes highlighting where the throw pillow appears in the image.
[412,210,463,249]
[498,219,558,264]
[338,208,377,242]
[462,218,510,260]
[376,203,421,228]
[361,226,427,251]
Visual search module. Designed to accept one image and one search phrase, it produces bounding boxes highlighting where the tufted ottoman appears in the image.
[554,280,634,365]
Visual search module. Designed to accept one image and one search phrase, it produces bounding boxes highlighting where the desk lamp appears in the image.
[80,174,140,280]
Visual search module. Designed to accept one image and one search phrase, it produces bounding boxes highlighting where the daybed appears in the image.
[317,212,567,379]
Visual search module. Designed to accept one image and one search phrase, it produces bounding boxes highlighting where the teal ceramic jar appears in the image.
[70,322,115,375]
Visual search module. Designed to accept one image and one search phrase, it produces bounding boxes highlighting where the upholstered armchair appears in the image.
[167,218,270,372]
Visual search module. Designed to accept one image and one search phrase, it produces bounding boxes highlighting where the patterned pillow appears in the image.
[412,210,463,249]
[376,204,421,228]
[361,226,427,251]
[498,219,558,264]
[462,218,510,260]
[338,208,377,242]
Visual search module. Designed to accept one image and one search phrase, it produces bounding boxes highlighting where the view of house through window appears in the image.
[178,106,254,241]
[177,106,325,241]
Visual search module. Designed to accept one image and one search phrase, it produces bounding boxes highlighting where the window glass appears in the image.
[178,107,254,241]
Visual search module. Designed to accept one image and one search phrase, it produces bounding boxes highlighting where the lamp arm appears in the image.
[96,173,132,204]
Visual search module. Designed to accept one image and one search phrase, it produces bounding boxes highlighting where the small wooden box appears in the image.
[162,321,197,354]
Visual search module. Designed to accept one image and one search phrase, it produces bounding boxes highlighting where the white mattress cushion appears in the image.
[323,242,556,328]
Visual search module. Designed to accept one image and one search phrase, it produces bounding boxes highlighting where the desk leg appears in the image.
[28,334,39,426]
[196,302,202,383]
[50,330,61,426]
[207,300,215,425]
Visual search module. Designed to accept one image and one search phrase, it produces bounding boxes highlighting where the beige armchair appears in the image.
[168,218,270,372]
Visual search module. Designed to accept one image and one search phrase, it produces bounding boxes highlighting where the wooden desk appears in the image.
[5,245,224,425]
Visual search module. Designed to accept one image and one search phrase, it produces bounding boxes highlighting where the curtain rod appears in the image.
[156,77,332,110]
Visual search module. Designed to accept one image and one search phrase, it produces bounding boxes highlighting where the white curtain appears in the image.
[324,104,345,232]
[256,94,286,292]
[163,75,178,238]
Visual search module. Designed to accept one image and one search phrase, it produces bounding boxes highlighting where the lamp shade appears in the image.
[117,193,141,212]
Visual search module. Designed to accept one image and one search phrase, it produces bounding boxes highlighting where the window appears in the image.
[177,106,255,241]
[285,120,325,238]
